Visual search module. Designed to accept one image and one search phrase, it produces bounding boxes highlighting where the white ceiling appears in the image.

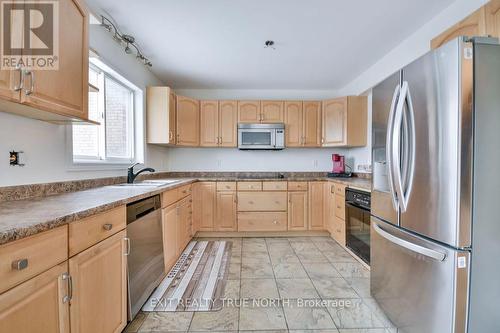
[87,0,455,90]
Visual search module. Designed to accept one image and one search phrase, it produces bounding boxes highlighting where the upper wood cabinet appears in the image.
[284,101,303,146]
[284,101,321,147]
[0,0,90,123]
[0,262,70,333]
[69,230,127,333]
[216,191,237,231]
[200,100,219,147]
[261,101,284,123]
[193,182,216,231]
[200,100,237,147]
[431,0,500,49]
[308,182,325,230]
[176,95,200,146]
[147,87,176,145]
[238,100,261,123]
[322,96,367,147]
[288,191,308,231]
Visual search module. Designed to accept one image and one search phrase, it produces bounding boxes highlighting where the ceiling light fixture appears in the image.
[100,15,152,68]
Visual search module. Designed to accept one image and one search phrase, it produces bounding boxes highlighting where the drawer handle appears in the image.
[124,237,131,256]
[337,205,341,209]
[103,223,113,231]
[12,258,28,271]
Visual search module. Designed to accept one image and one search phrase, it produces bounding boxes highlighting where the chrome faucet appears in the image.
[127,163,155,183]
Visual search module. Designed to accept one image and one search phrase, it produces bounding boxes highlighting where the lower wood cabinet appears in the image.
[162,204,179,273]
[68,230,127,333]
[176,197,193,254]
[324,183,336,234]
[193,182,216,231]
[0,262,70,333]
[216,191,237,231]
[308,182,325,230]
[238,212,287,231]
[287,191,308,231]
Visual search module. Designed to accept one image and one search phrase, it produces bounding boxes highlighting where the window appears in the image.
[72,60,136,163]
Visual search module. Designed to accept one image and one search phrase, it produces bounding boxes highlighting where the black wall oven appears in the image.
[345,188,371,265]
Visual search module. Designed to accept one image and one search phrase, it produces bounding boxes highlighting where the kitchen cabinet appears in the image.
[0,262,70,333]
[0,0,90,123]
[238,100,261,123]
[216,191,237,231]
[176,197,193,254]
[176,95,200,146]
[288,191,308,231]
[69,230,127,333]
[431,0,500,49]
[200,100,237,147]
[308,182,325,230]
[284,101,321,147]
[324,183,336,234]
[237,192,287,211]
[162,204,178,272]
[261,101,284,123]
[238,212,287,231]
[147,87,176,145]
[322,96,367,147]
[193,182,216,232]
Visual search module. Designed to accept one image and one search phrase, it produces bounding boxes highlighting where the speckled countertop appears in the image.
[0,176,370,246]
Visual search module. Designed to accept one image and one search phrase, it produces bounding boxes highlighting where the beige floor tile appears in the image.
[223,279,240,300]
[323,250,357,263]
[242,242,268,252]
[228,262,241,280]
[270,251,301,264]
[283,301,336,330]
[139,312,194,332]
[331,262,370,278]
[239,304,287,330]
[242,251,271,263]
[302,262,342,279]
[241,261,274,279]
[276,278,320,299]
[338,329,388,333]
[290,330,339,333]
[345,278,371,298]
[290,241,319,252]
[297,250,330,263]
[326,298,384,329]
[272,262,308,279]
[240,278,280,299]
[312,278,359,299]
[189,306,239,331]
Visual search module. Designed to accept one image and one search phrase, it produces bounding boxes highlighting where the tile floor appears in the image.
[125,236,396,333]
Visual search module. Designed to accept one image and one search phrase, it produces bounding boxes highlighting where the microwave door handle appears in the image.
[271,130,276,147]
[373,222,446,262]
[386,84,400,210]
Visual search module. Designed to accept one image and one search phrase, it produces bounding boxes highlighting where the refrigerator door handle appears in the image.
[402,82,416,210]
[386,84,401,210]
[392,81,409,212]
[373,222,447,262]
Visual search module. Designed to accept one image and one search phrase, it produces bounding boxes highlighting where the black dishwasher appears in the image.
[345,188,371,265]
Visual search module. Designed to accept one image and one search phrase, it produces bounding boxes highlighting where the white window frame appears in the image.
[67,57,144,170]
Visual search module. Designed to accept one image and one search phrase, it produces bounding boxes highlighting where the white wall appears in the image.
[339,0,489,96]
[0,24,168,186]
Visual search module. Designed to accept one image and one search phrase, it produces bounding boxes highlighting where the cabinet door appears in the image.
[219,100,238,147]
[176,198,192,254]
[146,87,176,145]
[288,191,308,231]
[0,262,69,333]
[192,182,216,231]
[324,183,336,235]
[322,98,346,146]
[162,205,178,272]
[261,101,284,123]
[200,100,219,147]
[169,90,177,143]
[238,101,260,123]
[69,231,127,333]
[0,70,20,103]
[216,191,237,231]
[431,7,487,49]
[284,101,303,147]
[176,96,200,146]
[308,182,325,230]
[303,101,321,147]
[486,0,500,38]
[22,0,88,120]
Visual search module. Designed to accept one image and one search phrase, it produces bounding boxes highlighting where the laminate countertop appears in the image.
[0,177,370,246]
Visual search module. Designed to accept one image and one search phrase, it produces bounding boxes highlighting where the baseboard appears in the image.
[194,230,330,238]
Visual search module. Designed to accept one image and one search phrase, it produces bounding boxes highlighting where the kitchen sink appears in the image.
[112,179,182,188]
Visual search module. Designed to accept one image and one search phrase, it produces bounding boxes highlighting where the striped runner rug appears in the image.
[142,240,231,312]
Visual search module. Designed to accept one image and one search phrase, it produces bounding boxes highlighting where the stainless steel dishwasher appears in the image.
[126,195,165,320]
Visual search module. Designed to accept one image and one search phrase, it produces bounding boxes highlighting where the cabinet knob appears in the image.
[103,223,113,231]
[12,258,28,271]
[272,220,278,224]
[249,201,254,204]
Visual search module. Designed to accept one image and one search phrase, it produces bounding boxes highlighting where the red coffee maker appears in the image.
[332,154,345,174]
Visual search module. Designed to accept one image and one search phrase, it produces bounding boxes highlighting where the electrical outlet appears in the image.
[357,164,372,172]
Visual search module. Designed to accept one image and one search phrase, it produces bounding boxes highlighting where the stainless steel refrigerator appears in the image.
[371,36,500,333]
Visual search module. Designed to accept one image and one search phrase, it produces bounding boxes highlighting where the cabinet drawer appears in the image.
[162,189,179,207]
[238,212,287,231]
[217,182,236,191]
[237,181,262,191]
[237,192,287,211]
[333,217,346,246]
[0,226,68,294]
[334,194,345,220]
[177,184,192,199]
[69,206,126,256]
[288,181,308,191]
[335,183,346,196]
[262,181,287,191]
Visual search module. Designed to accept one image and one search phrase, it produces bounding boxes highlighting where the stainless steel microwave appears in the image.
[237,123,285,150]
